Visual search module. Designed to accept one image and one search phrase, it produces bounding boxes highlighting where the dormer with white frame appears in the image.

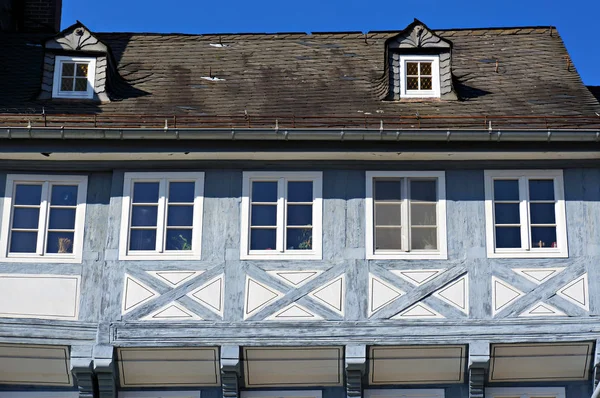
[386,19,458,100]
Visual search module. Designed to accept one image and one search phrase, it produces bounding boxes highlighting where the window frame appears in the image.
[399,55,441,99]
[485,387,565,398]
[484,170,568,258]
[241,391,322,398]
[241,171,323,260]
[119,172,204,260]
[0,174,87,263]
[52,55,97,99]
[365,171,447,260]
[365,389,445,398]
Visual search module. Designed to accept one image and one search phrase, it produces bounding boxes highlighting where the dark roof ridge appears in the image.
[92,25,556,37]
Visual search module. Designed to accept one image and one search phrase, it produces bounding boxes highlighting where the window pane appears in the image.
[495,203,520,224]
[286,228,312,250]
[494,180,519,201]
[131,206,158,227]
[530,203,556,224]
[288,181,313,202]
[410,180,436,202]
[62,63,74,76]
[411,227,437,250]
[374,180,401,201]
[410,203,436,226]
[252,181,277,202]
[495,227,521,248]
[74,78,87,92]
[287,205,312,226]
[75,63,88,77]
[406,62,418,75]
[12,208,40,229]
[51,185,78,206]
[46,231,74,254]
[133,182,159,203]
[169,182,195,203]
[420,62,432,75]
[420,77,432,90]
[529,179,555,201]
[10,231,37,253]
[406,76,419,90]
[375,227,402,250]
[531,227,557,249]
[60,77,73,91]
[14,184,42,205]
[166,229,193,250]
[129,229,156,251]
[167,205,193,227]
[250,229,276,250]
[48,208,76,230]
[251,205,276,226]
[375,203,401,226]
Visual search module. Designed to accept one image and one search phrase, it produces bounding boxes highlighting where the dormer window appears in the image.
[400,55,440,98]
[52,56,96,99]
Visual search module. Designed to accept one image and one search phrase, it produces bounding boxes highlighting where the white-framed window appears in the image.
[119,392,201,398]
[399,55,440,98]
[484,170,568,258]
[485,387,565,398]
[119,172,204,260]
[52,55,96,99]
[0,174,87,263]
[241,171,323,260]
[365,389,444,398]
[365,171,447,259]
[241,391,322,398]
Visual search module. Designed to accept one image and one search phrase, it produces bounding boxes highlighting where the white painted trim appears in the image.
[399,55,441,99]
[0,174,87,263]
[485,387,565,398]
[119,172,204,260]
[0,393,79,398]
[52,55,97,99]
[365,171,447,260]
[484,170,568,258]
[241,171,323,260]
[365,389,445,398]
[119,392,201,398]
[241,391,322,398]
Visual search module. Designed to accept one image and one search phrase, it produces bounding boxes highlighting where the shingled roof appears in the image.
[1,25,599,122]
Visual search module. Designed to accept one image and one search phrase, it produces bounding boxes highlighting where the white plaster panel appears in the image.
[0,344,72,386]
[117,347,220,387]
[369,345,465,384]
[557,273,589,311]
[244,276,282,319]
[489,342,593,381]
[142,302,203,321]
[187,274,224,316]
[0,274,80,320]
[519,302,566,317]
[308,275,345,315]
[369,274,404,316]
[243,346,343,387]
[147,270,204,287]
[266,303,322,321]
[392,303,445,319]
[492,276,524,316]
[433,274,469,314]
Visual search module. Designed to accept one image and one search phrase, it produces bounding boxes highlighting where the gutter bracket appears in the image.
[164,119,169,131]
[395,131,401,141]
[6,128,10,139]
[61,126,65,139]
[340,130,345,141]
[119,129,123,140]
[175,129,180,140]
[379,120,384,139]
[596,132,599,142]
[496,131,502,142]
[275,119,279,133]
[284,130,289,140]
[547,131,552,142]
[446,130,451,142]
[231,129,235,140]
[27,120,32,138]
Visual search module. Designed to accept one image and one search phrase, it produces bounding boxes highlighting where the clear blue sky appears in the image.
[62,0,599,85]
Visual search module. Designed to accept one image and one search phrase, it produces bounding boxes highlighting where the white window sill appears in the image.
[119,251,201,261]
[401,92,439,99]
[241,251,322,260]
[367,251,447,260]
[487,249,568,259]
[0,255,83,263]
[53,92,94,99]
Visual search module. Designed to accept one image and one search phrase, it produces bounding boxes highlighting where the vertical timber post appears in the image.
[221,345,241,398]
[469,341,490,398]
[70,345,95,398]
[593,339,600,391]
[94,343,117,398]
[346,345,366,398]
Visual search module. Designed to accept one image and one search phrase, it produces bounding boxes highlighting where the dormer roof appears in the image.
[387,19,452,49]
[45,21,108,53]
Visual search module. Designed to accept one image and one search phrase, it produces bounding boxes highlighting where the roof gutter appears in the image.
[1,127,600,142]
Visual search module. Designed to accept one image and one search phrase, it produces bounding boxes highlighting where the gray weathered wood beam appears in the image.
[221,345,241,398]
[345,345,366,398]
[468,341,490,398]
[94,344,116,398]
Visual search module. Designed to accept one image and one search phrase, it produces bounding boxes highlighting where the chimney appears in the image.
[0,0,62,32]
